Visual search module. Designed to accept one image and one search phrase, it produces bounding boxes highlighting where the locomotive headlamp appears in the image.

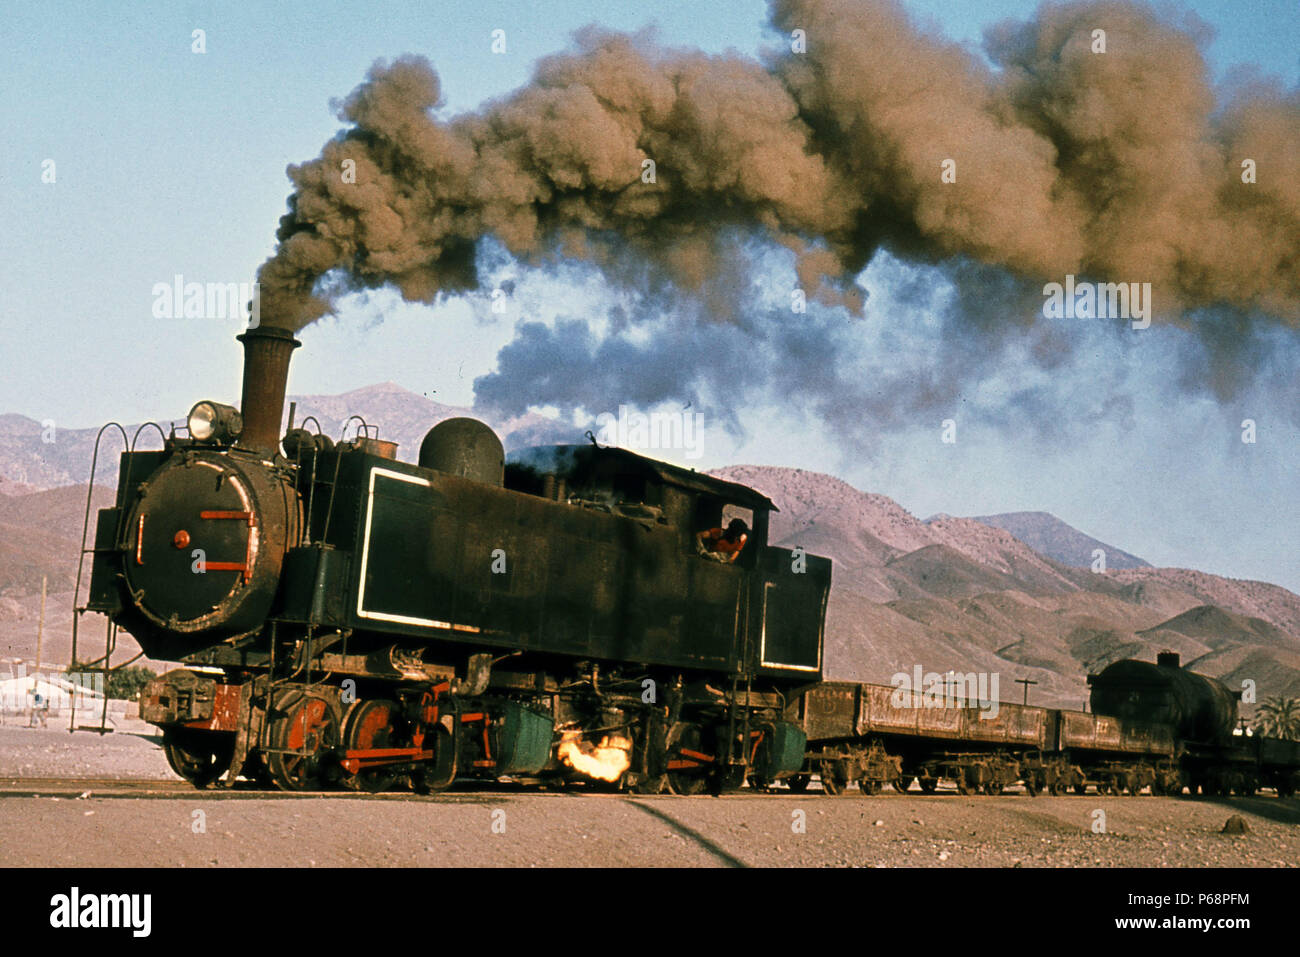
[187,401,243,444]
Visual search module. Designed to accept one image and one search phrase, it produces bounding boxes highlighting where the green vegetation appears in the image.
[1253,696,1300,741]
[68,661,158,701]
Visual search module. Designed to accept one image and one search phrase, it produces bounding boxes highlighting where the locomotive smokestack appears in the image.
[236,326,300,454]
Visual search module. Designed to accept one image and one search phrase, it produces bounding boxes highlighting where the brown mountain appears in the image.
[968,511,1151,570]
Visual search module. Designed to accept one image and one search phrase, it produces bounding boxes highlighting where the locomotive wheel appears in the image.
[895,776,913,794]
[266,692,341,791]
[918,775,938,794]
[1074,782,1088,795]
[635,715,669,795]
[340,699,399,793]
[666,722,709,796]
[412,725,457,794]
[163,728,233,788]
[634,774,667,795]
[859,778,882,796]
[668,774,708,795]
[249,754,278,790]
[786,774,811,793]
[710,764,748,796]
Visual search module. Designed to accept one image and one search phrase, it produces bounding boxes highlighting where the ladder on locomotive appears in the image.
[68,421,167,734]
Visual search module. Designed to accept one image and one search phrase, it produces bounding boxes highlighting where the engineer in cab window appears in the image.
[696,518,749,564]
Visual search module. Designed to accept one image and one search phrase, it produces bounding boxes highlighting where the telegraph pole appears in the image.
[35,575,47,672]
[1015,677,1037,705]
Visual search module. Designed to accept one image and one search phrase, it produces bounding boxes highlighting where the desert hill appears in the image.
[969,511,1151,570]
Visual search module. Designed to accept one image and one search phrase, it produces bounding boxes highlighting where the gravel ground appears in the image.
[0,724,169,779]
[1,724,1296,867]
[1,790,1295,868]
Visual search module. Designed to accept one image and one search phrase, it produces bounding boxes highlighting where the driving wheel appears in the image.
[340,699,400,793]
[266,691,341,791]
[163,728,234,788]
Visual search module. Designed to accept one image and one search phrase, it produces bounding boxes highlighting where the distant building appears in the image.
[0,668,107,724]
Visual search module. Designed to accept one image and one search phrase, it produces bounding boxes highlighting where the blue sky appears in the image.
[2,0,1297,590]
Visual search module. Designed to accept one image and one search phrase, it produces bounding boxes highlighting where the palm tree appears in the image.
[1253,696,1300,741]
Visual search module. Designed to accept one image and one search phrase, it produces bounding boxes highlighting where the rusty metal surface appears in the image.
[1058,711,1175,756]
[797,683,859,740]
[958,703,1047,747]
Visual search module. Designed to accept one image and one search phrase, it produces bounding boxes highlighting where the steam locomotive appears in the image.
[79,327,1300,797]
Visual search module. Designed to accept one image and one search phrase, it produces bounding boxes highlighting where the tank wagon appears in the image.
[74,328,1300,798]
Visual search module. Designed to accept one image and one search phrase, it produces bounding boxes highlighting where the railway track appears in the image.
[0,775,973,800]
[7,775,1267,800]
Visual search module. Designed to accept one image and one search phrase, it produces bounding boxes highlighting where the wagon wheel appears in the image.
[340,699,399,793]
[163,728,234,789]
[266,692,341,791]
[786,774,811,793]
[820,760,847,795]
[960,767,987,796]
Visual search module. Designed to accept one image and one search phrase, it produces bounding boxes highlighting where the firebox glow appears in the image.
[557,730,633,782]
